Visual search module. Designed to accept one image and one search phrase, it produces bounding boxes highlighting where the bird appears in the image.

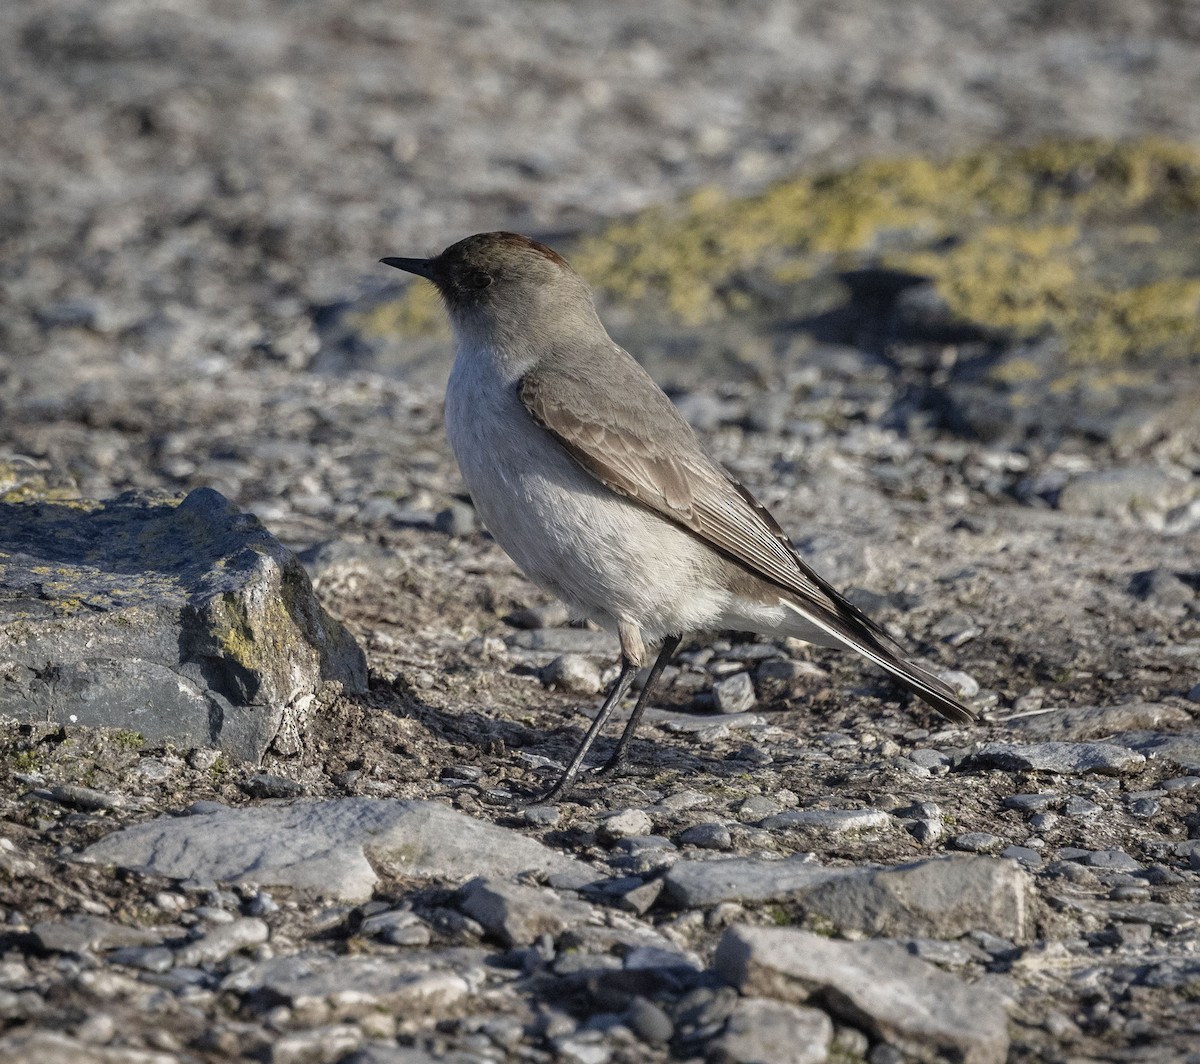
[381,232,973,799]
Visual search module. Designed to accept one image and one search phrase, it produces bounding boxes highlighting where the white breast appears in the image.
[443,343,734,642]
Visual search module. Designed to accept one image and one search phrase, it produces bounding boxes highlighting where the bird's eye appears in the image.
[468,270,493,290]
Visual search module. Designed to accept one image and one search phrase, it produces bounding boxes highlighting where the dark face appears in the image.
[382,232,572,313]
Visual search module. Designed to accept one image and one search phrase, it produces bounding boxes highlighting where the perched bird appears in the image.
[382,232,973,798]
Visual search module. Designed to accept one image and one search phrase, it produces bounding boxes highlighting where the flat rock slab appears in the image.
[664,855,1031,942]
[663,855,845,908]
[222,950,481,1018]
[800,855,1033,943]
[714,924,1009,1064]
[1118,731,1200,773]
[709,997,833,1064]
[0,488,366,761]
[968,740,1145,776]
[759,808,892,834]
[81,798,595,901]
[1012,702,1192,741]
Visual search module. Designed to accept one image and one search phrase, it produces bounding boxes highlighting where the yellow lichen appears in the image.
[369,137,1200,366]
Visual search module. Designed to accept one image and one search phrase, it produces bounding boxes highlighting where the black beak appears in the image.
[380,256,438,281]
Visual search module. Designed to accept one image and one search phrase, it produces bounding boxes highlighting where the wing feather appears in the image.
[518,351,973,724]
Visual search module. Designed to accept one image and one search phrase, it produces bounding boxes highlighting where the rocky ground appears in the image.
[3,1,1200,1062]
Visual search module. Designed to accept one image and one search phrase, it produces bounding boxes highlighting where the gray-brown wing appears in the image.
[520,357,896,632]
[518,351,973,724]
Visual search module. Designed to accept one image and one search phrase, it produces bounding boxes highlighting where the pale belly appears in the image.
[444,353,841,649]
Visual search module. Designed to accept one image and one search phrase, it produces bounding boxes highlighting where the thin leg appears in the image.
[537,656,639,802]
[596,634,680,779]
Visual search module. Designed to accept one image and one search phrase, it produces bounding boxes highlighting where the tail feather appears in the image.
[780,598,975,725]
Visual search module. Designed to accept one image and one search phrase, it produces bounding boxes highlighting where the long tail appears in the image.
[780,598,975,725]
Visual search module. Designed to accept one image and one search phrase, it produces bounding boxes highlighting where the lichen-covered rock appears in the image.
[0,487,366,761]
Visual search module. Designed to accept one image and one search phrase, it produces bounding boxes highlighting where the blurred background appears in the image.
[1,0,1198,541]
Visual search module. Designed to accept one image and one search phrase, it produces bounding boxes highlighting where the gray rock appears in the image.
[542,654,603,695]
[1002,793,1058,813]
[679,822,732,850]
[107,946,175,972]
[0,488,366,762]
[1084,850,1141,872]
[626,996,673,1045]
[458,877,595,947]
[270,1024,364,1064]
[1119,731,1200,773]
[241,773,305,799]
[969,741,1145,776]
[31,915,165,955]
[798,856,1033,943]
[1011,702,1192,741]
[709,997,833,1064]
[1001,846,1044,869]
[1062,797,1102,817]
[598,809,654,843]
[712,671,756,713]
[1057,467,1193,519]
[663,855,842,908]
[714,925,1009,1064]
[760,808,891,834]
[506,628,619,657]
[39,784,124,811]
[359,910,430,947]
[82,798,595,901]
[950,832,1004,854]
[174,917,269,967]
[223,951,475,1016]
[0,1030,179,1064]
[523,804,561,828]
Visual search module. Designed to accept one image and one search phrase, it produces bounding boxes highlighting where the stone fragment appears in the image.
[0,1030,178,1064]
[506,628,619,656]
[598,809,654,843]
[1119,732,1200,773]
[1011,701,1192,741]
[663,855,842,908]
[0,488,367,762]
[709,997,833,1064]
[458,877,595,947]
[1057,467,1192,519]
[798,856,1033,943]
[542,654,602,695]
[82,798,594,901]
[174,917,269,967]
[679,823,732,850]
[760,808,891,834]
[950,832,1004,853]
[712,672,756,713]
[714,925,1009,1064]
[626,996,673,1044]
[969,741,1144,776]
[31,915,164,955]
[270,1024,364,1064]
[223,952,473,1017]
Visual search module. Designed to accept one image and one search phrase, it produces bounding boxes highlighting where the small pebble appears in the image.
[950,832,1003,853]
[240,774,304,799]
[712,671,756,714]
[626,997,673,1045]
[598,809,654,844]
[678,823,732,850]
[938,669,980,698]
[1003,793,1059,813]
[523,804,561,828]
[1002,846,1043,868]
[542,654,602,695]
[1063,797,1102,818]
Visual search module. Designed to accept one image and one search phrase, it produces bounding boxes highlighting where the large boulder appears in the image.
[0,487,366,761]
